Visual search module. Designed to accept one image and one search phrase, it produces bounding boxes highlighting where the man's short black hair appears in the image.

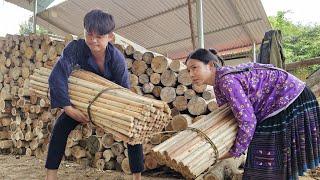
[84,9,115,35]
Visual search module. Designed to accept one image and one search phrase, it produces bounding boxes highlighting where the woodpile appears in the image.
[0,33,223,176]
[29,67,171,145]
[151,105,238,179]
[0,34,70,161]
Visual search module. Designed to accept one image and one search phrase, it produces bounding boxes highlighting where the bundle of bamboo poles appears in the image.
[29,67,171,145]
[151,105,237,179]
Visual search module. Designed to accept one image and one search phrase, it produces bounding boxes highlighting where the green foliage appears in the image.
[268,11,320,79]
[19,20,50,35]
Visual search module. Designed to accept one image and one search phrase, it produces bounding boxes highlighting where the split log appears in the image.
[81,124,92,138]
[184,89,196,100]
[187,96,208,115]
[178,69,192,86]
[192,84,207,93]
[95,159,105,170]
[0,140,14,149]
[142,52,154,64]
[160,87,176,103]
[208,100,219,112]
[170,107,180,117]
[86,135,102,154]
[0,131,10,140]
[121,158,132,174]
[138,74,149,84]
[101,133,114,148]
[150,73,161,85]
[126,58,133,69]
[171,114,193,131]
[202,89,215,100]
[111,142,125,156]
[169,60,187,72]
[114,44,125,54]
[142,83,154,94]
[151,56,172,74]
[150,134,162,145]
[176,85,188,95]
[125,45,135,56]
[131,85,143,95]
[131,60,147,76]
[142,68,151,77]
[130,74,139,86]
[71,145,86,159]
[105,159,116,170]
[116,154,125,164]
[172,96,188,111]
[161,70,177,87]
[144,154,159,170]
[133,51,143,61]
[103,149,115,162]
[152,86,162,98]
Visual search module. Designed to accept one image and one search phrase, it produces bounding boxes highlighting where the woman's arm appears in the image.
[218,75,257,157]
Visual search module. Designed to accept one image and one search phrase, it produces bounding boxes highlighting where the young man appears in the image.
[45,9,143,180]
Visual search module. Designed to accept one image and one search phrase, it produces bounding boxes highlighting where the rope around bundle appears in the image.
[87,88,122,126]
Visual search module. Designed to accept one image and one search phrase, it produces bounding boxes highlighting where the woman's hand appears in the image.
[63,106,90,124]
[219,152,233,160]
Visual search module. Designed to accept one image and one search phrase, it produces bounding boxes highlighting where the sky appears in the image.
[0,0,320,37]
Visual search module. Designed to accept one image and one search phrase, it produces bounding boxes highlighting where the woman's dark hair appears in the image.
[84,9,115,35]
[186,48,224,67]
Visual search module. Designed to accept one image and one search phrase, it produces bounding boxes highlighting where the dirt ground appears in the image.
[0,154,319,180]
[0,155,182,180]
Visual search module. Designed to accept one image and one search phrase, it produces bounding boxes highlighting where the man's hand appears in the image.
[63,106,90,124]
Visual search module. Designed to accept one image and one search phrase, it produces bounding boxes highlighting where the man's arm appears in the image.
[48,40,89,123]
[48,40,79,108]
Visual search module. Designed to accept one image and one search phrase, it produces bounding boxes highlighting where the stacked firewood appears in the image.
[0,33,223,176]
[0,34,74,160]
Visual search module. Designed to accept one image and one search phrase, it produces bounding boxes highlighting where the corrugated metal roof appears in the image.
[6,0,55,13]
[5,0,271,59]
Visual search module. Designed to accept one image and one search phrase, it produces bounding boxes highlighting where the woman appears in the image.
[185,48,320,179]
[45,10,143,180]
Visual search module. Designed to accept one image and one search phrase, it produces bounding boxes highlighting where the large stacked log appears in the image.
[151,105,238,179]
[30,67,171,145]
